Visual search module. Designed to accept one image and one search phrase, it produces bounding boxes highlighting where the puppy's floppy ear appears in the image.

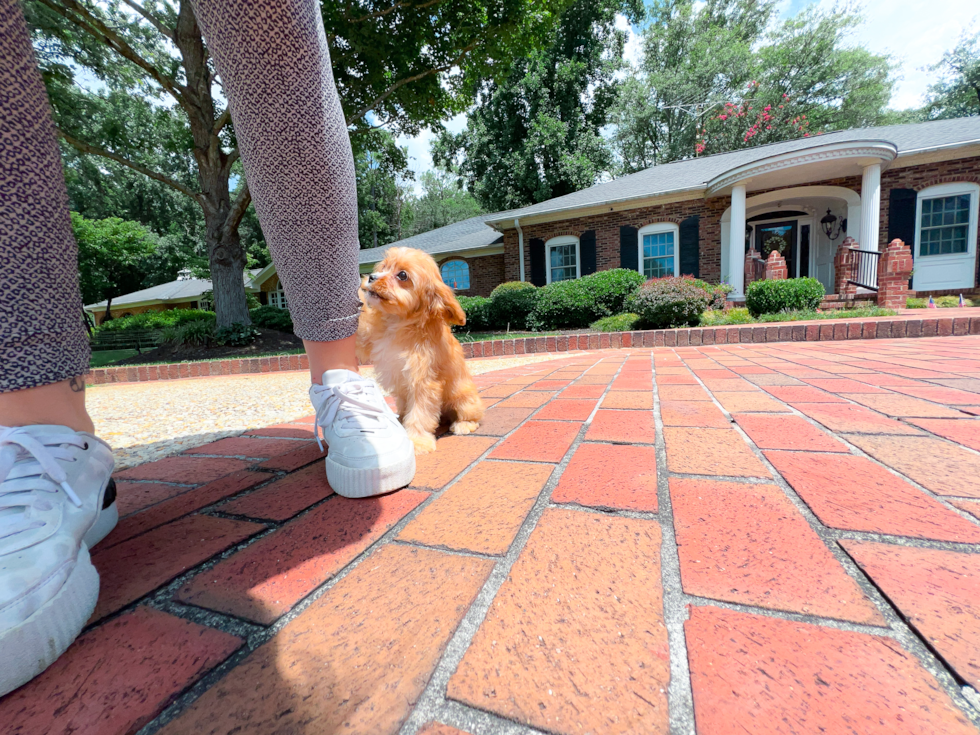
[429,279,467,326]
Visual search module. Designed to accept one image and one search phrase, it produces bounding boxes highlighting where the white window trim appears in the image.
[269,283,288,309]
[440,259,471,290]
[915,182,979,260]
[637,223,680,278]
[545,235,580,284]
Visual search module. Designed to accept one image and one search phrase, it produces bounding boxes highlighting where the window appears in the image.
[915,183,979,259]
[546,235,580,283]
[919,194,971,256]
[269,284,288,310]
[440,260,470,289]
[638,223,679,278]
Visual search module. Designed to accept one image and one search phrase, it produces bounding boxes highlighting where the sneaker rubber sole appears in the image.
[325,452,416,498]
[0,545,100,697]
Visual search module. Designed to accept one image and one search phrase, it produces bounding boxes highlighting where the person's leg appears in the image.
[191,0,414,496]
[0,0,116,696]
[191,0,362,384]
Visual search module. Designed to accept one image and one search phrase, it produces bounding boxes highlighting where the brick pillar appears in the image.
[765,250,788,280]
[833,236,857,296]
[744,246,764,288]
[877,239,913,309]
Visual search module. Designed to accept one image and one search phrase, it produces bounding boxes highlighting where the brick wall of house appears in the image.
[435,253,505,297]
[501,157,980,289]
[880,155,980,288]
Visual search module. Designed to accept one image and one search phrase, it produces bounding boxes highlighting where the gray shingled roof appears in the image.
[85,271,259,309]
[358,215,503,265]
[486,117,980,223]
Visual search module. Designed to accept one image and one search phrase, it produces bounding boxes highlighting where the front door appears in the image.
[756,221,797,278]
[813,230,836,293]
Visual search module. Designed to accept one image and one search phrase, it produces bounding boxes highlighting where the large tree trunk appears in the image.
[207,223,250,326]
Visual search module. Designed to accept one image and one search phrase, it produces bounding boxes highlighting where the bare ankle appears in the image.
[0,377,96,434]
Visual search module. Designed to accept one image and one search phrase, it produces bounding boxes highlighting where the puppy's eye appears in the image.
[396,271,409,282]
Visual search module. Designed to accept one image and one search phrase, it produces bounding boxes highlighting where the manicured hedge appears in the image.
[95,309,213,333]
[627,276,710,329]
[250,305,294,333]
[456,296,493,331]
[745,278,825,316]
[488,282,540,330]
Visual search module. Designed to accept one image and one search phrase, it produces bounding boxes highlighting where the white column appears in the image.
[730,184,747,296]
[860,163,881,251]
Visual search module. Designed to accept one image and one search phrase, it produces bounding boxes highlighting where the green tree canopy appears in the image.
[26,0,575,325]
[924,29,980,119]
[433,0,644,211]
[71,212,159,315]
[608,0,894,172]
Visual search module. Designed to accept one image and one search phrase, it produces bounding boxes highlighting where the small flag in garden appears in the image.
[960,294,966,307]
[928,296,936,308]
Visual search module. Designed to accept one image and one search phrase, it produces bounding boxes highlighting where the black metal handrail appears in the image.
[847,248,882,292]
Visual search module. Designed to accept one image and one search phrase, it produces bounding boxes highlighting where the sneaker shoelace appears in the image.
[0,427,85,541]
[310,380,395,451]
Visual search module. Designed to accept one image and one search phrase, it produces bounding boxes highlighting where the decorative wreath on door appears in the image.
[763,235,787,255]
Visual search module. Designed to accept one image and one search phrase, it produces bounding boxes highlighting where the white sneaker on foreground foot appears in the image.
[309,370,415,498]
[0,426,116,696]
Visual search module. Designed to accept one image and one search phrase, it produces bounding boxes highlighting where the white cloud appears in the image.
[616,13,644,70]
[813,0,977,110]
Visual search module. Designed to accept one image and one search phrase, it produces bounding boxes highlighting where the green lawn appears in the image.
[90,349,138,367]
[699,306,897,327]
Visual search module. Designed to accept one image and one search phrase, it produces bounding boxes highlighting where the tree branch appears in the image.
[213,108,232,136]
[59,129,202,203]
[225,181,251,233]
[221,147,240,177]
[121,0,175,41]
[345,42,478,125]
[38,0,184,104]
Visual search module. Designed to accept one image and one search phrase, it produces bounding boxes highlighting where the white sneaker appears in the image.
[0,425,117,696]
[309,370,416,498]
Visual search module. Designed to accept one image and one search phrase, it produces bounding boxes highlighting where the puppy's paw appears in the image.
[450,420,479,435]
[410,433,437,455]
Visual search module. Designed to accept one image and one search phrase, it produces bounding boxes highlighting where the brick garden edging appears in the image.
[86,312,980,386]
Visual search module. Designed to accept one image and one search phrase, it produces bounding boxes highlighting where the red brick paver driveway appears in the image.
[5,336,980,734]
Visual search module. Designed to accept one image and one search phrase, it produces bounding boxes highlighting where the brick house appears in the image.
[184,116,980,310]
[477,116,980,300]
[84,269,261,325]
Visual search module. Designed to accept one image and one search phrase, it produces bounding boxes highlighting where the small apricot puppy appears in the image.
[357,247,484,454]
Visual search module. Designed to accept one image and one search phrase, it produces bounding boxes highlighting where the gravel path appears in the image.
[88,353,576,469]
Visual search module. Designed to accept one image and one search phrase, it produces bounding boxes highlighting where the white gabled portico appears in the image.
[708,140,898,297]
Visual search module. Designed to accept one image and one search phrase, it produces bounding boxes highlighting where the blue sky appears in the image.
[397,0,977,187]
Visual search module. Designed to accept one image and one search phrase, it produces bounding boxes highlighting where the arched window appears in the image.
[546,235,580,283]
[440,260,470,289]
[269,283,289,309]
[638,223,679,278]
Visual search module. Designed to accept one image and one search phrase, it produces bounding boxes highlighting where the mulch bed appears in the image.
[115,328,304,365]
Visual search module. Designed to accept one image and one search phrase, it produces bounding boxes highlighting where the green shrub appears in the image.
[591,313,641,332]
[456,295,494,331]
[162,319,215,347]
[700,307,754,326]
[689,279,734,310]
[250,305,294,333]
[529,279,598,329]
[489,281,541,330]
[96,309,213,333]
[905,297,927,308]
[626,276,710,328]
[216,323,259,346]
[529,269,646,330]
[745,278,825,316]
[576,269,646,316]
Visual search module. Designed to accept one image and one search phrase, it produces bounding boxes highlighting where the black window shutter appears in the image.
[529,238,546,286]
[580,230,597,276]
[888,188,917,253]
[679,216,700,278]
[620,225,639,272]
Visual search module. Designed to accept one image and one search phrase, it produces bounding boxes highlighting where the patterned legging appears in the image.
[0,0,360,393]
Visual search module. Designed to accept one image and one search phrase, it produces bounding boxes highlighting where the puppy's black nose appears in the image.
[368,273,379,283]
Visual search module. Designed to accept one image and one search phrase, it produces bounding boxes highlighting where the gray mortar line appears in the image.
[140,353,608,735]
[682,343,980,725]
[398,353,632,735]
[650,348,697,735]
